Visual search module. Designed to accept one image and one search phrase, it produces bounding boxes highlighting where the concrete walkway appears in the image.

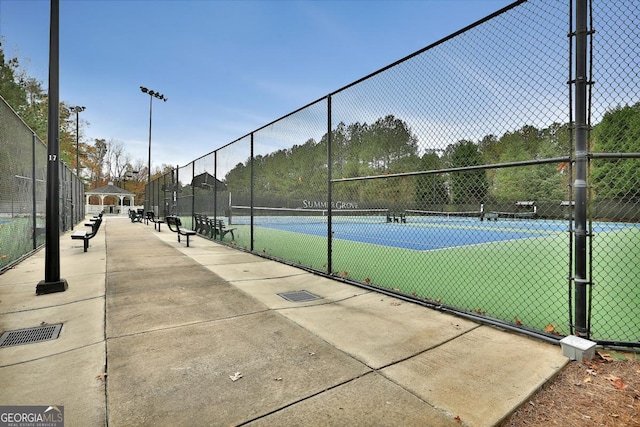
[0,215,568,426]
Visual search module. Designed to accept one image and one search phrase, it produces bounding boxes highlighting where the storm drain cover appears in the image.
[0,324,62,348]
[278,290,321,303]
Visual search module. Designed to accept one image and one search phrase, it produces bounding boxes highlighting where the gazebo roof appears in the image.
[86,183,134,196]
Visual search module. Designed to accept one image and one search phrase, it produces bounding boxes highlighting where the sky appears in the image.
[0,0,514,172]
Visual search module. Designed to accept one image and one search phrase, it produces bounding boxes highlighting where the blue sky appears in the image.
[0,0,513,171]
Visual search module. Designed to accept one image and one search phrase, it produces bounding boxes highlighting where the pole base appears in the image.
[36,279,69,295]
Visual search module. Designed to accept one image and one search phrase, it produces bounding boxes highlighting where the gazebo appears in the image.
[85,182,136,215]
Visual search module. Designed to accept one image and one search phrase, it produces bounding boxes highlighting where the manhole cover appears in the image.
[278,290,321,303]
[0,324,62,348]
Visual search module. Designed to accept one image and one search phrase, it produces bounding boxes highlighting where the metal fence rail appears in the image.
[0,96,84,273]
[147,0,640,347]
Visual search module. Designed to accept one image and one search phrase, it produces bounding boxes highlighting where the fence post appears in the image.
[32,132,37,250]
[327,95,333,275]
[191,161,195,225]
[250,133,254,252]
[213,151,218,227]
[573,0,589,337]
[174,166,179,216]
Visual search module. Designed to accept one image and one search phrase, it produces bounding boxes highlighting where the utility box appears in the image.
[560,335,596,361]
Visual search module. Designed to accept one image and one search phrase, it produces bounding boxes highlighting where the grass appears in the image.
[230,222,640,343]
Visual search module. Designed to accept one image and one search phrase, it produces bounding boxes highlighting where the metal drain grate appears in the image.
[0,324,62,348]
[278,290,321,303]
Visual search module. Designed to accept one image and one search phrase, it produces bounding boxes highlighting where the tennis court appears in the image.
[229,207,632,252]
[226,208,639,343]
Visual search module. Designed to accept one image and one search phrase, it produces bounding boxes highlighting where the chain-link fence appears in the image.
[147,0,639,347]
[587,0,640,346]
[0,96,84,272]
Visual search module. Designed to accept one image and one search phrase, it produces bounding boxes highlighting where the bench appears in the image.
[146,211,165,231]
[389,212,406,223]
[194,213,212,238]
[481,212,499,221]
[128,209,142,222]
[86,211,103,226]
[166,216,197,247]
[71,217,102,252]
[212,219,236,240]
[193,214,236,241]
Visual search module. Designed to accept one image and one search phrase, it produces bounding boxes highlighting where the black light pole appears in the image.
[37,0,67,295]
[139,86,167,184]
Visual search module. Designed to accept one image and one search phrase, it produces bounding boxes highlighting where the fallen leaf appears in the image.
[583,376,592,383]
[585,360,601,372]
[229,372,243,382]
[363,278,371,284]
[339,271,348,278]
[515,317,523,326]
[597,351,615,362]
[603,373,628,390]
[543,324,560,335]
[613,378,627,390]
[474,308,485,315]
[454,415,462,423]
[96,373,107,381]
[586,368,597,376]
[435,298,441,304]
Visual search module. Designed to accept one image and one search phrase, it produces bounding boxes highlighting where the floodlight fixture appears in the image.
[140,86,168,183]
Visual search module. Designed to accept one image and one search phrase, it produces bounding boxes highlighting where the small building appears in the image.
[191,172,227,191]
[85,182,136,215]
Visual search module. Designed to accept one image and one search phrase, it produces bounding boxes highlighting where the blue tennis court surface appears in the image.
[237,216,636,251]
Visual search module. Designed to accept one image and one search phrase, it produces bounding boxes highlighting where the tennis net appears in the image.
[405,207,484,223]
[230,206,389,225]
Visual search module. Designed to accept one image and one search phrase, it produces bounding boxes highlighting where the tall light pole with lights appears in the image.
[139,86,167,184]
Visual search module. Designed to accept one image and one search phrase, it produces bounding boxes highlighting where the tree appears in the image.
[364,115,419,172]
[0,42,49,141]
[85,138,108,185]
[0,43,27,111]
[415,151,448,207]
[446,140,488,205]
[104,139,131,184]
[591,103,640,201]
[19,76,48,141]
[487,124,568,203]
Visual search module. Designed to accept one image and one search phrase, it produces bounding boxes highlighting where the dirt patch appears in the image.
[500,351,640,426]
